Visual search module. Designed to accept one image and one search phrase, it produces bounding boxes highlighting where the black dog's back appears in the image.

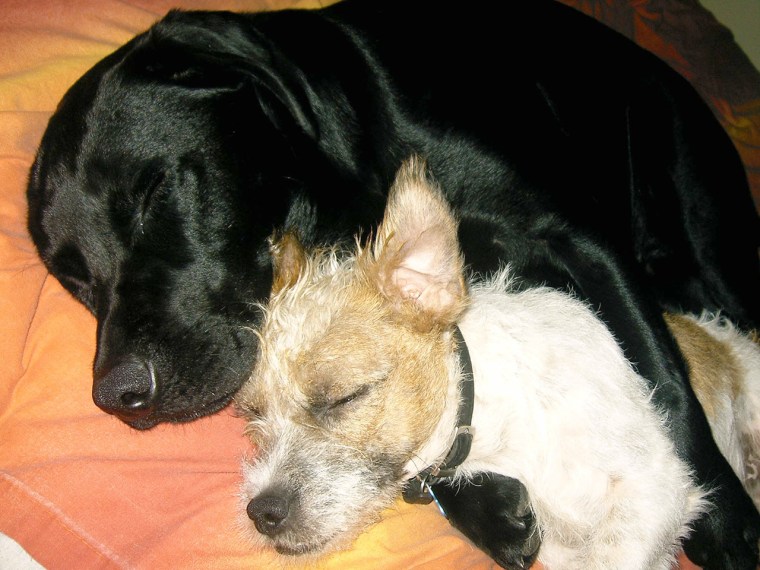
[259,0,760,323]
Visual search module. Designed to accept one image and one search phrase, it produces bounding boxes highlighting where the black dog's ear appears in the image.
[135,10,317,139]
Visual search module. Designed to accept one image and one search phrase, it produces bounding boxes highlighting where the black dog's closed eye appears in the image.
[134,169,168,232]
[105,165,170,244]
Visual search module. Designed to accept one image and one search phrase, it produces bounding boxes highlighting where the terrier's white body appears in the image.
[412,272,706,570]
[237,157,760,569]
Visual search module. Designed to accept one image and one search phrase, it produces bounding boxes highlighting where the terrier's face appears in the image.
[236,157,467,557]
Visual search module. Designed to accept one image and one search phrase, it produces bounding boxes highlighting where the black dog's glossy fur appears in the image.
[27,0,760,568]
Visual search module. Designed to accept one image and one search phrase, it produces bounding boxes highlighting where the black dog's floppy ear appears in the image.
[136,10,317,139]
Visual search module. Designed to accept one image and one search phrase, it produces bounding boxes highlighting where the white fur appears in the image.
[409,269,708,570]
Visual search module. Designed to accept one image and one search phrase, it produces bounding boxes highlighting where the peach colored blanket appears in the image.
[2,1,758,568]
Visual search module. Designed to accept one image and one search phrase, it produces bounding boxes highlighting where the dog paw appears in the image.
[683,475,760,570]
[430,473,540,570]
[489,527,540,570]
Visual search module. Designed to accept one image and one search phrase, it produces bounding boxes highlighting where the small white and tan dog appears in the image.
[236,157,759,569]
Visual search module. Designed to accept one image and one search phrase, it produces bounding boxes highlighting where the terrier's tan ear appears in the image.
[371,156,466,328]
[269,231,307,296]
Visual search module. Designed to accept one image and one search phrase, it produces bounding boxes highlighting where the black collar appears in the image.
[402,325,474,506]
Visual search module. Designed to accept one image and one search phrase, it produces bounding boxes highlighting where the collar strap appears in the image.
[402,325,474,505]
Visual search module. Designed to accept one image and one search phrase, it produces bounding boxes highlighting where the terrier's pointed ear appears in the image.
[371,156,466,328]
[269,231,307,296]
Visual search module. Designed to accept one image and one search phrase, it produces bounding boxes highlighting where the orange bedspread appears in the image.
[2,1,757,568]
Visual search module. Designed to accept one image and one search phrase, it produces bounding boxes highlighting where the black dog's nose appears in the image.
[247,494,290,537]
[93,358,157,419]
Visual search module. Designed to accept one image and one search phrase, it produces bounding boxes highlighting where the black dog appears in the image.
[27,0,760,568]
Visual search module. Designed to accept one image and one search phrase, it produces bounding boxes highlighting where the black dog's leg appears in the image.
[430,474,540,570]
[554,235,760,570]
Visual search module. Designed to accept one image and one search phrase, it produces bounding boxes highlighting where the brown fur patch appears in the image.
[269,231,307,296]
[664,313,741,420]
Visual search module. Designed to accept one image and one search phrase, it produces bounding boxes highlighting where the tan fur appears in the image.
[269,232,308,296]
[666,313,760,511]
[666,313,740,420]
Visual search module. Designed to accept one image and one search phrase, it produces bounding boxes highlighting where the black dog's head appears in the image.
[27,9,389,429]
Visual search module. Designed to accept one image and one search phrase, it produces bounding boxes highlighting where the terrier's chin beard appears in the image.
[268,532,357,561]
[273,539,329,556]
[262,511,382,561]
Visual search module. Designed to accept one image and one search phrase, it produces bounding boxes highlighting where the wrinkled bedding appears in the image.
[2,1,758,568]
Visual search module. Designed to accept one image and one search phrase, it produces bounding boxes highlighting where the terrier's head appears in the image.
[236,157,468,558]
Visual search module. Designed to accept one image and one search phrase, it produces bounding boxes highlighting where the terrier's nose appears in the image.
[93,357,157,420]
[247,494,290,537]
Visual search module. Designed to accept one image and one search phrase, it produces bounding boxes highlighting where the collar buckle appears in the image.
[402,473,436,505]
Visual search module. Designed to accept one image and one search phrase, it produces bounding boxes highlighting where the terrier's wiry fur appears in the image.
[236,157,759,568]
